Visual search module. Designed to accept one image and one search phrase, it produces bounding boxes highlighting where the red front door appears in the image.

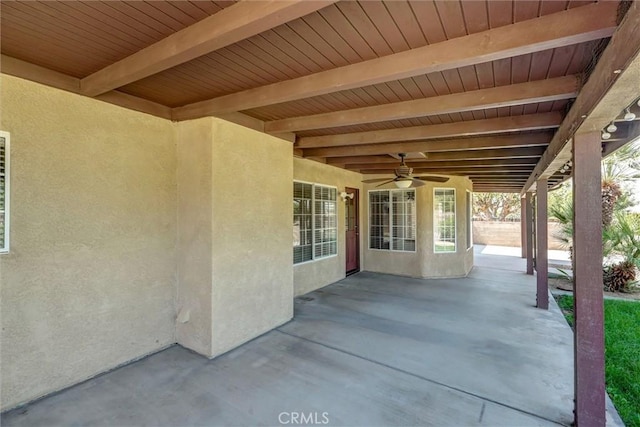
[345,187,360,275]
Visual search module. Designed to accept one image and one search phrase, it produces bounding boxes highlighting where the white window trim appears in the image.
[466,190,473,250]
[367,189,417,253]
[433,187,457,254]
[293,180,338,265]
[0,131,9,254]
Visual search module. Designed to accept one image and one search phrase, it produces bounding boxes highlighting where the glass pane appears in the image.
[434,188,456,253]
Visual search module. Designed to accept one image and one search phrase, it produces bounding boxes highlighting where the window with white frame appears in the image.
[369,189,416,252]
[293,182,337,264]
[0,131,9,253]
[434,188,456,253]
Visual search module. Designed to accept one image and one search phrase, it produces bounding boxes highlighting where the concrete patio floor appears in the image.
[3,266,577,426]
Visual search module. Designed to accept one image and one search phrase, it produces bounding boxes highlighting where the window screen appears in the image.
[293,182,337,264]
[0,132,9,253]
[369,189,416,252]
[293,182,312,264]
[314,185,337,259]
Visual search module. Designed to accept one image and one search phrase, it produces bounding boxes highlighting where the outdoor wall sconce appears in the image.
[340,191,354,202]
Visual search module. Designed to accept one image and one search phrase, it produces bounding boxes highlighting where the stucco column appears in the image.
[177,118,294,359]
[536,180,548,309]
[525,192,534,275]
[572,132,605,426]
[520,196,527,258]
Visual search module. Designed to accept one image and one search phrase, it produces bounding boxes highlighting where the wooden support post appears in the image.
[521,197,527,258]
[573,132,605,426]
[536,180,548,309]
[526,192,534,275]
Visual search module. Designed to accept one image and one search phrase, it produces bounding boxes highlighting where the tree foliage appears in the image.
[547,140,640,291]
[472,192,521,221]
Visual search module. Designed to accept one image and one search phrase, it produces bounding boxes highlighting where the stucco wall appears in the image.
[473,221,565,250]
[176,118,293,358]
[293,158,363,296]
[363,176,473,279]
[0,75,177,410]
[176,119,214,356]
[210,119,293,356]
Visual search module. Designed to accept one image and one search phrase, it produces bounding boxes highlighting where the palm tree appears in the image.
[548,139,640,289]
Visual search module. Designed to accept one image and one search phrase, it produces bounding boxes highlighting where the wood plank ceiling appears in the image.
[1,0,633,192]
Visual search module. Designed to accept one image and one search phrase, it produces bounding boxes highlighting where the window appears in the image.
[369,189,416,252]
[293,182,337,264]
[434,188,456,253]
[466,190,473,250]
[0,131,9,253]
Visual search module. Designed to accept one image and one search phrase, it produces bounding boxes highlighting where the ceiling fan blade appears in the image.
[414,176,450,183]
[409,178,427,187]
[375,179,397,187]
[362,177,396,183]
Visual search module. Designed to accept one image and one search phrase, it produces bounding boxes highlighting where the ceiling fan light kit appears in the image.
[361,153,449,188]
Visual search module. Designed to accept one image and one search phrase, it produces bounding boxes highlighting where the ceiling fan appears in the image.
[362,153,449,188]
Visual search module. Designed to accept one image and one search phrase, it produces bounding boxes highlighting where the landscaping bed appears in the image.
[549,275,640,301]
[554,294,640,427]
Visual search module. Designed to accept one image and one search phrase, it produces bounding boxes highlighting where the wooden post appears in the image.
[526,192,534,275]
[536,180,548,309]
[573,132,605,426]
[521,196,527,258]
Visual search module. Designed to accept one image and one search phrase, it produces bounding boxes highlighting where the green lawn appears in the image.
[555,295,640,427]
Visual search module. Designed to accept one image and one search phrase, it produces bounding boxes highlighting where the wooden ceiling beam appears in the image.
[470,175,532,180]
[297,113,561,149]
[305,132,552,158]
[523,1,640,192]
[465,171,529,179]
[0,55,294,146]
[265,76,578,133]
[360,165,533,173]
[473,189,522,191]
[173,2,617,120]
[330,157,540,167]
[360,166,532,176]
[345,147,545,164]
[350,161,538,170]
[1,55,172,119]
[80,1,336,96]
[473,185,526,187]
[474,183,525,186]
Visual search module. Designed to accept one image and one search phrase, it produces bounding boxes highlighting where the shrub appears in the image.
[603,261,637,292]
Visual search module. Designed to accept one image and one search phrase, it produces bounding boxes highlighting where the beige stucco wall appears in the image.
[473,221,565,250]
[363,176,474,279]
[293,158,363,296]
[176,119,214,356]
[176,118,293,358]
[0,73,477,412]
[0,75,177,410]
[210,119,293,356]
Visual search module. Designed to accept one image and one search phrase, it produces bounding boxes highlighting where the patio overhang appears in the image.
[521,0,640,194]
[2,2,639,425]
[0,0,633,193]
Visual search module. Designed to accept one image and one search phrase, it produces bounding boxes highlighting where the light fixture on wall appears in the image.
[340,191,354,202]
[601,131,611,140]
[606,122,617,133]
[623,108,636,121]
[394,179,412,189]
